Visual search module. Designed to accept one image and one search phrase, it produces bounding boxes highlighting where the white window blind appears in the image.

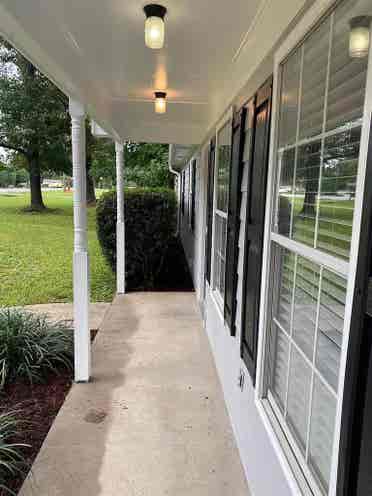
[213,120,231,300]
[265,0,370,494]
[269,245,345,491]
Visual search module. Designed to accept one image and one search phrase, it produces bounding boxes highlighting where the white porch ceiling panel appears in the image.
[0,0,306,144]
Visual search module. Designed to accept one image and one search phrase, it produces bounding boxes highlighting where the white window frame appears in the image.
[211,108,233,308]
[188,161,193,229]
[254,0,372,495]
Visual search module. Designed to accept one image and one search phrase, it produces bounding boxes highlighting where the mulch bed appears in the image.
[0,329,98,495]
[0,371,73,495]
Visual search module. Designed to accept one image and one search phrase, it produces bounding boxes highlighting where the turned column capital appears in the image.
[69,98,86,120]
[115,142,124,154]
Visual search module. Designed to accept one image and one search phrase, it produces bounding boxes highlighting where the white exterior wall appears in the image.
[179,148,293,495]
[180,165,194,274]
[179,154,207,302]
[194,148,208,307]
[208,152,292,495]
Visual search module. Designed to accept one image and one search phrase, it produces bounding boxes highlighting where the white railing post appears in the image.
[115,141,125,294]
[69,98,90,382]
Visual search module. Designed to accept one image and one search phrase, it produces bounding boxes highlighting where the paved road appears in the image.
[0,187,63,195]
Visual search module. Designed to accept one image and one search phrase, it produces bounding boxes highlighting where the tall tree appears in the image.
[0,39,70,210]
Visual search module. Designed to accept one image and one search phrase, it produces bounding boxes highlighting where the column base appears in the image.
[116,221,126,294]
[73,251,91,382]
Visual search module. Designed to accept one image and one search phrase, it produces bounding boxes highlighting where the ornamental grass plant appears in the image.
[0,308,73,388]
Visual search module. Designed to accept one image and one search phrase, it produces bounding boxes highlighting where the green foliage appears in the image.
[96,188,177,289]
[0,410,28,495]
[90,141,173,189]
[0,308,73,388]
[0,38,72,209]
[0,40,70,172]
[90,139,115,185]
[125,143,173,188]
[0,168,28,188]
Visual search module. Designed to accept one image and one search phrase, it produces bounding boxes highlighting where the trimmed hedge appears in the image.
[97,188,191,290]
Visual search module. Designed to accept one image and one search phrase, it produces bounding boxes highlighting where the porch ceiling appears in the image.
[0,0,264,145]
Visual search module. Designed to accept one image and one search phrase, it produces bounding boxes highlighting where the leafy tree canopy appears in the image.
[91,141,173,189]
[0,39,70,208]
[0,40,70,170]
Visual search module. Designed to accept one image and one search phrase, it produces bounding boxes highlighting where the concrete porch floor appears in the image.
[20,292,250,496]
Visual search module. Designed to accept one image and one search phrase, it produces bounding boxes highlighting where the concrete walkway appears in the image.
[20,293,250,496]
[25,303,110,331]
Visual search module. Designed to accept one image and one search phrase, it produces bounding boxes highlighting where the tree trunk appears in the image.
[300,190,316,216]
[29,153,45,211]
[299,155,319,217]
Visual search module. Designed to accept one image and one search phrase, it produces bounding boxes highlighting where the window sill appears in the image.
[207,286,227,325]
[255,397,317,496]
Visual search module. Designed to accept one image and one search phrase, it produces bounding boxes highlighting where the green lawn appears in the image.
[0,191,115,306]
[290,196,353,259]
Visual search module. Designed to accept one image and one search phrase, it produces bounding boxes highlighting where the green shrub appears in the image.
[96,188,178,290]
[0,410,28,494]
[0,309,73,388]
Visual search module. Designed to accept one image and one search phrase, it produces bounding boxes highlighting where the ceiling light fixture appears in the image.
[349,16,371,58]
[144,4,167,49]
[154,91,167,114]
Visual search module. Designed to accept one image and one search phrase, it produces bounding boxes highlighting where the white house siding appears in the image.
[179,154,208,307]
[206,155,293,495]
[193,151,208,307]
[179,145,293,495]
[180,163,195,282]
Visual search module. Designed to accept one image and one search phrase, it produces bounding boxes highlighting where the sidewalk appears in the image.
[19,292,250,496]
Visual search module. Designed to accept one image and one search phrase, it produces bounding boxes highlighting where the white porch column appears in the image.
[115,141,125,294]
[69,98,90,382]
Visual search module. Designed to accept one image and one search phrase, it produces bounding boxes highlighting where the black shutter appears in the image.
[190,160,196,231]
[241,80,272,382]
[181,170,185,215]
[337,118,372,495]
[187,165,191,222]
[205,138,216,284]
[224,107,247,335]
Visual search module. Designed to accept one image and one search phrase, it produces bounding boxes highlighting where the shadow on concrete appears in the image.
[20,295,140,496]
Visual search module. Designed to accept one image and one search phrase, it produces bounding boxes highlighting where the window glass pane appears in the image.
[316,126,361,260]
[309,376,337,491]
[278,49,301,148]
[213,213,227,298]
[272,247,295,331]
[326,0,369,132]
[277,148,295,236]
[292,141,321,247]
[243,128,252,162]
[299,18,329,140]
[213,214,221,291]
[316,270,346,391]
[269,324,289,413]
[216,122,231,212]
[292,257,320,361]
[287,346,312,454]
[266,0,370,493]
[267,250,346,494]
